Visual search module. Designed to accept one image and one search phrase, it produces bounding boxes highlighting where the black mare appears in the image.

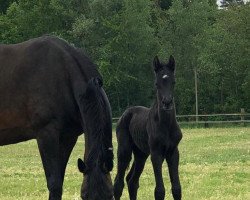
[114,56,182,200]
[0,36,113,200]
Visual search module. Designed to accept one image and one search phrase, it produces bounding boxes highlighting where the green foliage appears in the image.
[0,0,249,115]
[197,3,250,112]
[0,0,76,43]
[0,0,15,14]
[72,0,159,115]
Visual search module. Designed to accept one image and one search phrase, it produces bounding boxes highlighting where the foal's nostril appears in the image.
[162,98,171,105]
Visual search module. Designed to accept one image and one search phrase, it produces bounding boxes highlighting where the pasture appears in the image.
[0,127,249,200]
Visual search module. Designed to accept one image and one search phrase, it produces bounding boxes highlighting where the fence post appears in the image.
[241,108,245,126]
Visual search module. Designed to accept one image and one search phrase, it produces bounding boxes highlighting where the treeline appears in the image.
[0,0,249,116]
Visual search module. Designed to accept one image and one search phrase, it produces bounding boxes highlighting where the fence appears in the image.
[112,109,250,127]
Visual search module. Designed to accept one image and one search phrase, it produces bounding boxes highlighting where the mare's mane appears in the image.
[82,78,113,172]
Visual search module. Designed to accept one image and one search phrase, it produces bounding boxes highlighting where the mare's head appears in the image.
[153,55,176,111]
[78,157,113,200]
[78,77,114,200]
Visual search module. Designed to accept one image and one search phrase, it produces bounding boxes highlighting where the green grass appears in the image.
[0,127,249,200]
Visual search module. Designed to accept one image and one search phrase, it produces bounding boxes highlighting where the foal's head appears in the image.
[153,55,176,111]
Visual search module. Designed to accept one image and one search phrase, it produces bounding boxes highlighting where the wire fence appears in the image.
[112,110,250,127]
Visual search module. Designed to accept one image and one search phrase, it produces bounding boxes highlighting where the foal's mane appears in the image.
[82,78,113,172]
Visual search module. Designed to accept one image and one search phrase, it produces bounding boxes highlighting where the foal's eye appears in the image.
[155,83,159,88]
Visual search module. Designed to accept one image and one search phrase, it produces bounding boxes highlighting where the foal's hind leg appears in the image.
[37,123,63,200]
[114,129,132,200]
[127,148,147,200]
[166,148,181,200]
[126,162,135,184]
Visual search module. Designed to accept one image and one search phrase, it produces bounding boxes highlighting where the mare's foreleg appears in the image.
[59,136,78,181]
[166,148,181,200]
[37,124,63,200]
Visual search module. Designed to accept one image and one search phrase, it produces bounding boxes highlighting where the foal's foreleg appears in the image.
[151,150,165,200]
[37,124,63,200]
[166,148,181,200]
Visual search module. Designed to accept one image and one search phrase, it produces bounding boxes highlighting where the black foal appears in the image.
[114,55,182,200]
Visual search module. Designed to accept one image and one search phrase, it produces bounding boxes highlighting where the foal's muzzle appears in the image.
[162,97,173,111]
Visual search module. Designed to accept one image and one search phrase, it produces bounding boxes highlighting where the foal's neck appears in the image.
[152,99,176,127]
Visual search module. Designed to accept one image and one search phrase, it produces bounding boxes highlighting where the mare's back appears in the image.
[0,36,100,139]
[0,37,75,130]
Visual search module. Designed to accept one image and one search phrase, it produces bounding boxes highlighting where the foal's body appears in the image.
[114,56,182,200]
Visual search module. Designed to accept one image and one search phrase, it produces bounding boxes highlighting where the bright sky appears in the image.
[217,0,249,6]
[217,0,222,6]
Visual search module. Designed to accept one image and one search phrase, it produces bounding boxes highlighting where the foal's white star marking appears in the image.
[162,74,169,79]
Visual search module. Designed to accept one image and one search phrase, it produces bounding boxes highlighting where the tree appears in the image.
[154,0,172,10]
[197,3,250,112]
[0,0,15,14]
[0,0,76,43]
[72,0,159,115]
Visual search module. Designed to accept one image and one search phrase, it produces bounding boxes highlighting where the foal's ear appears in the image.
[78,158,86,174]
[168,55,175,71]
[153,56,162,72]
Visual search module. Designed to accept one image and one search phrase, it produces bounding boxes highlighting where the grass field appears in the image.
[0,127,249,200]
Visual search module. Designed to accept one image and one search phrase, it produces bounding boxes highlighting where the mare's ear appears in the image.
[95,77,103,87]
[168,55,175,71]
[82,77,102,99]
[153,56,162,73]
[78,158,87,174]
[92,77,103,88]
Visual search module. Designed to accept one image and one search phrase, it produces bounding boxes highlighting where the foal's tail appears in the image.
[116,108,133,135]
[116,108,134,169]
[80,77,113,172]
